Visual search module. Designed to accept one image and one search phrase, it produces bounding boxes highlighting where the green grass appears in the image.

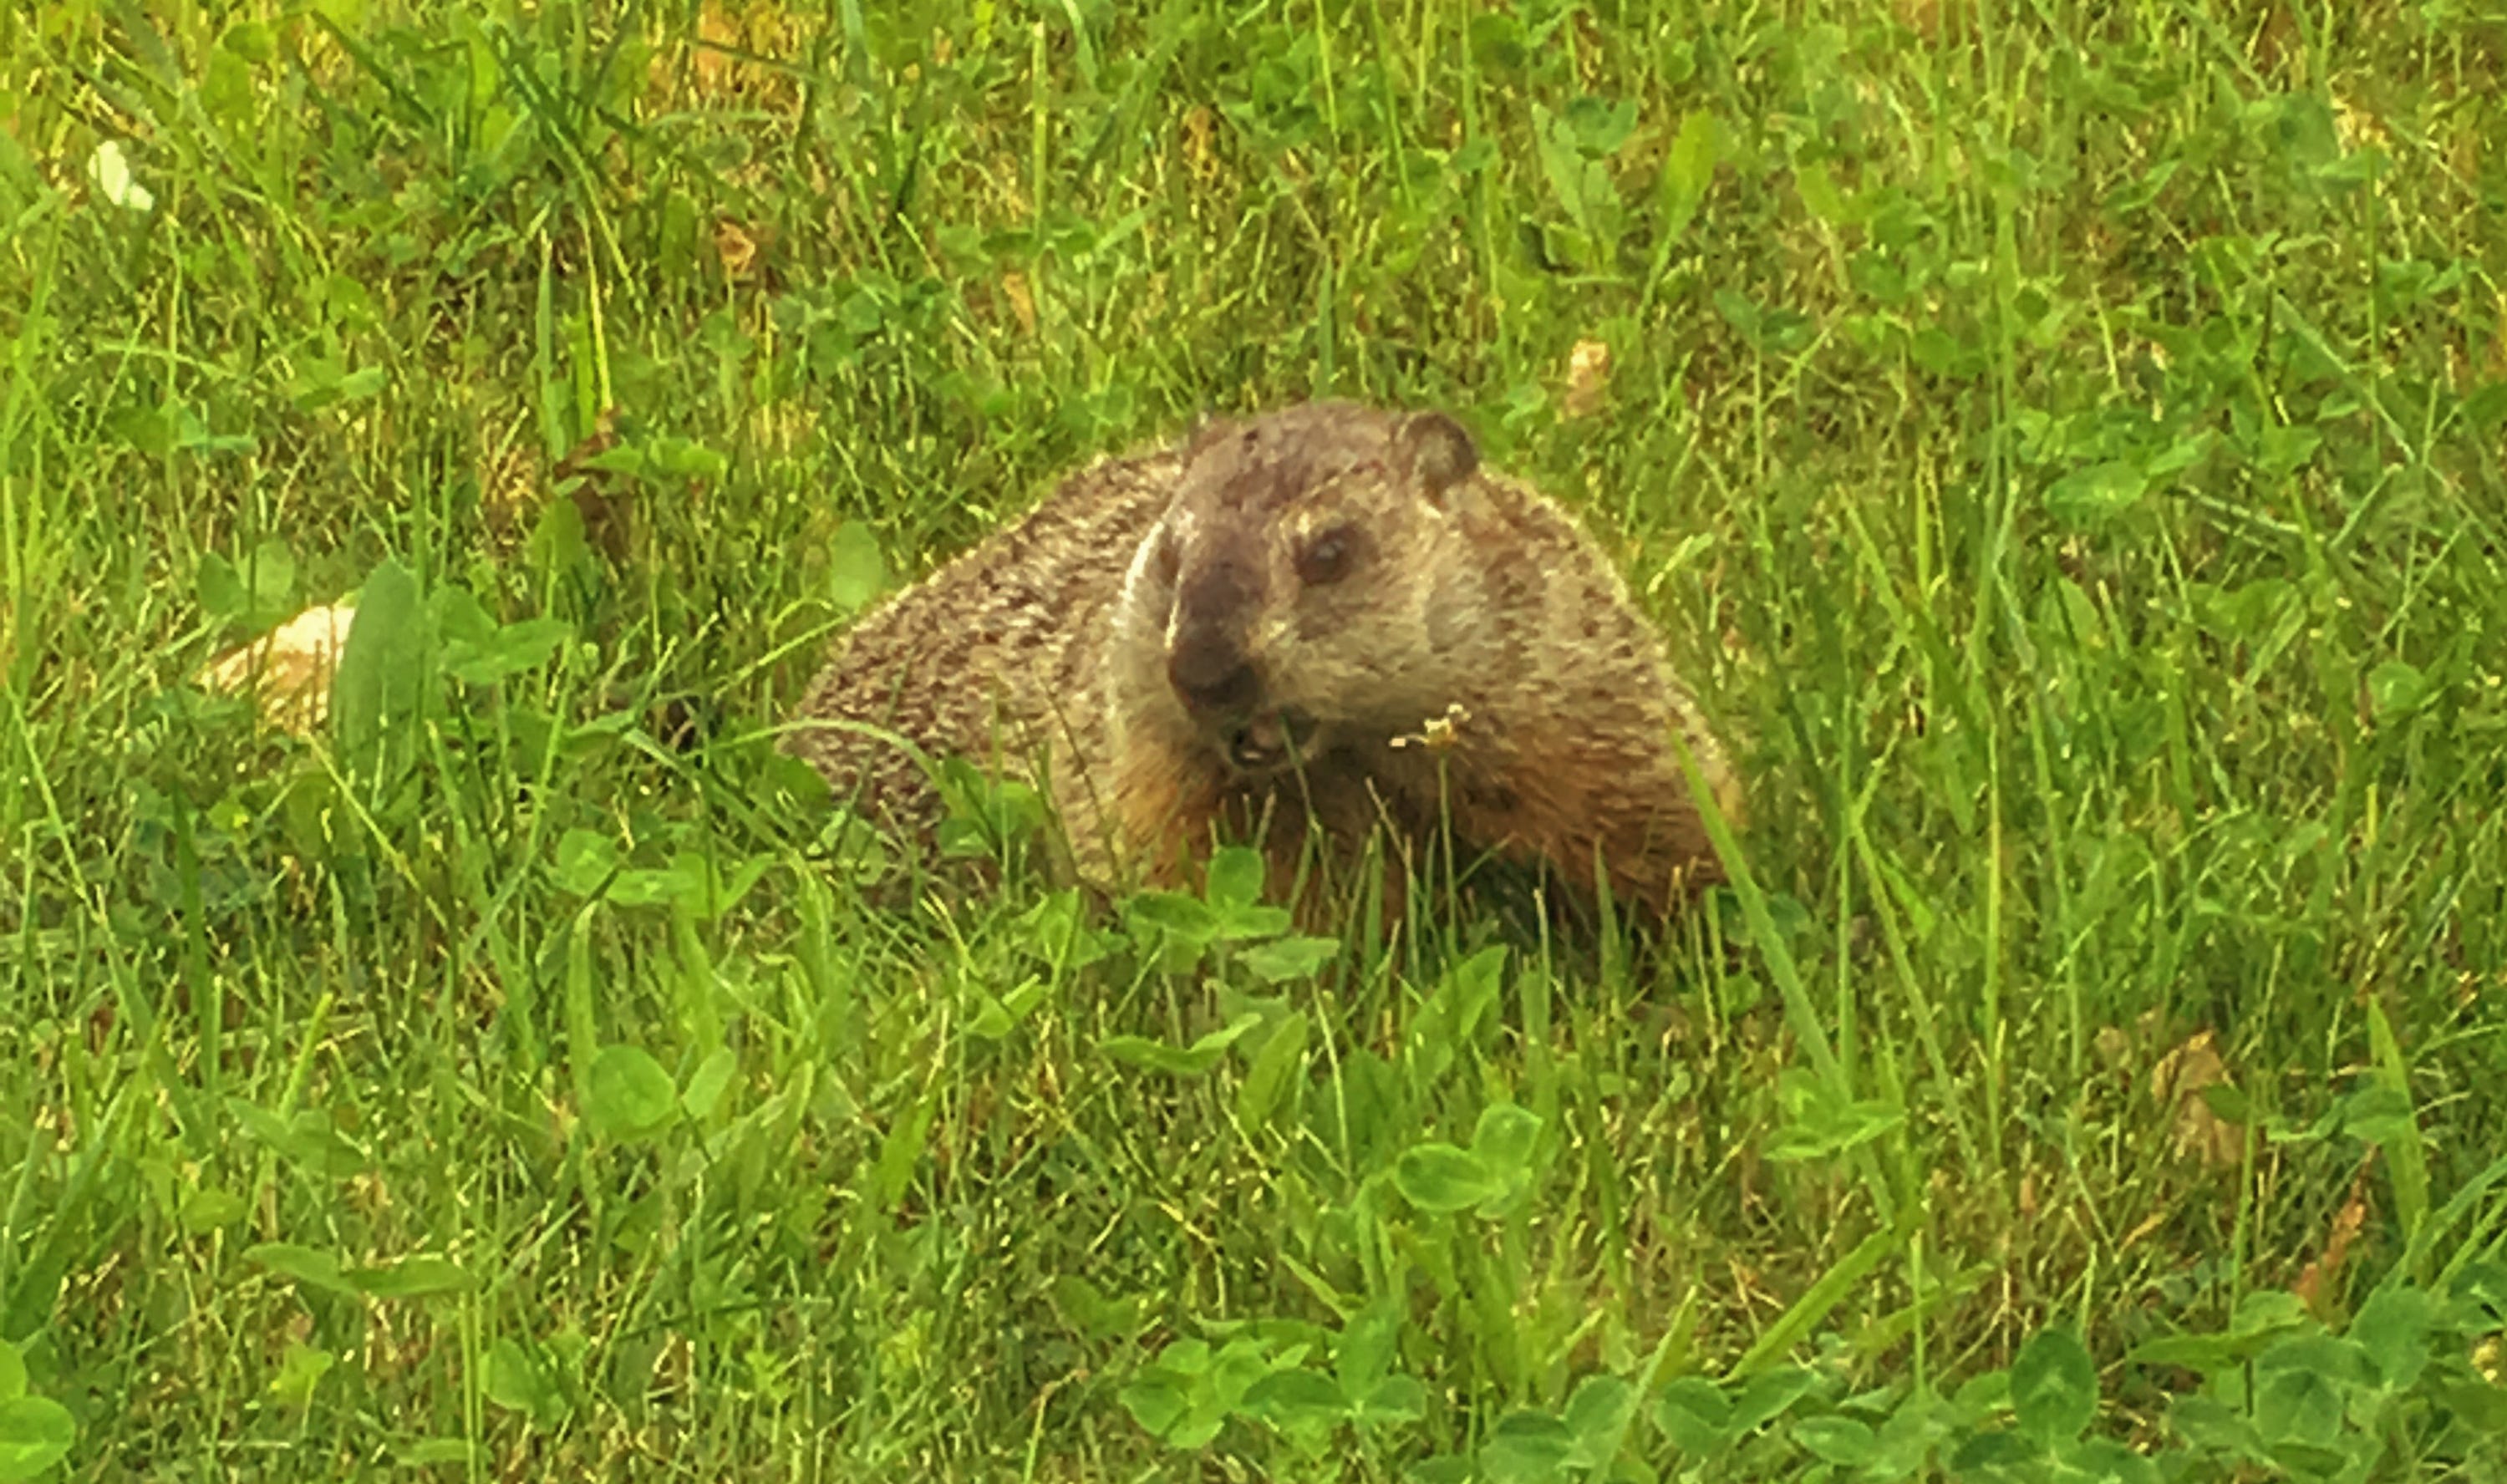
[6,0,2507,1478]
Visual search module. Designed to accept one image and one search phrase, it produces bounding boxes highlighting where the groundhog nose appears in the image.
[1167,638,1259,716]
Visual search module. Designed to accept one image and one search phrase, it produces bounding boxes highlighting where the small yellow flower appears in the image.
[1391,702,1471,752]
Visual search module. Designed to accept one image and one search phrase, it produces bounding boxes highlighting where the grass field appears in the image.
[6,1,2507,1478]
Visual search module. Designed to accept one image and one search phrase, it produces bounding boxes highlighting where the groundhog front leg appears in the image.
[1464,746,1727,922]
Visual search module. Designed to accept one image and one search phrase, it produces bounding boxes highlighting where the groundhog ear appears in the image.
[1400,411,1479,503]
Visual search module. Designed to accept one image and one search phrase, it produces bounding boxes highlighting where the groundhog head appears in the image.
[1111,400,1499,780]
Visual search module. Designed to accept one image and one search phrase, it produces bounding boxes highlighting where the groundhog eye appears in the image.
[1296,528,1356,586]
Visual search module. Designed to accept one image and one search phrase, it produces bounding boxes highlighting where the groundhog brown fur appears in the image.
[783,399,1744,927]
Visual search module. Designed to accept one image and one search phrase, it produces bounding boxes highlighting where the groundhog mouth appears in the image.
[1219,709,1315,775]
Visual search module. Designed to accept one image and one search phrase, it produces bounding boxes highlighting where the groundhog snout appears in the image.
[1166,636,1262,718]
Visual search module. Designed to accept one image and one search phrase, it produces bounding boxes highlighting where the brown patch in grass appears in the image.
[2150,1028,2245,1172]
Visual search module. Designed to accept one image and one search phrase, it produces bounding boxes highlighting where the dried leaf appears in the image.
[1001,271,1036,336]
[476,411,538,548]
[714,218,759,280]
[2149,1029,2244,1171]
[2331,93,2388,152]
[1563,338,1612,419]
[197,602,359,737]
[1181,105,1220,182]
[2291,1157,2374,1316]
[692,2,740,96]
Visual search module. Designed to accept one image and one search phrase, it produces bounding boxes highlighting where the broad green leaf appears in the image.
[221,18,277,61]
[225,1098,366,1179]
[2044,460,2148,526]
[1350,1372,1426,1430]
[2253,1334,2366,1447]
[268,1340,334,1405]
[1214,903,1294,941]
[1791,1413,1879,1467]
[1048,1275,1147,1343]
[2011,1325,2098,1446]
[1154,1339,1213,1376]
[2199,1081,2255,1126]
[1391,1143,1500,1213]
[1530,101,1620,261]
[1117,1372,1191,1441]
[1125,890,1220,945]
[331,556,427,785]
[2253,422,2321,476]
[1444,945,1508,1039]
[1240,934,1340,983]
[2229,1289,2313,1338]
[584,1044,679,1141]
[1204,845,1265,911]
[2464,379,2507,431]
[1651,1375,1732,1453]
[530,494,592,581]
[2124,1332,2244,1374]
[1335,1294,1403,1397]
[1480,1409,1577,1484]
[1470,1103,1543,1177]
[607,867,684,909]
[873,1092,937,1210]
[1561,95,1637,156]
[1562,1374,1639,1466]
[826,522,887,612]
[1234,1011,1309,1131]
[1239,1366,1347,1433]
[681,1046,740,1121]
[446,615,571,685]
[2144,429,2215,476]
[662,850,771,921]
[552,830,619,895]
[171,402,254,453]
[2437,1375,2507,1435]
[2065,1435,2164,1484]
[484,1339,562,1420]
[432,583,498,648]
[348,1256,475,1299]
[196,539,296,633]
[179,1188,247,1233]
[1795,160,1850,224]
[967,976,1048,1040]
[1946,1427,2044,1471]
[1097,1014,1261,1077]
[2348,1284,2432,1392]
[2367,660,2433,719]
[2336,1083,2419,1151]
[246,1243,356,1295]
[1728,1365,1818,1433]
[0,1396,76,1481]
[2167,1395,2262,1452]
[586,432,725,480]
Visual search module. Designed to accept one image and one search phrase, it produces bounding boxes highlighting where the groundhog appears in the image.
[783,399,1744,928]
